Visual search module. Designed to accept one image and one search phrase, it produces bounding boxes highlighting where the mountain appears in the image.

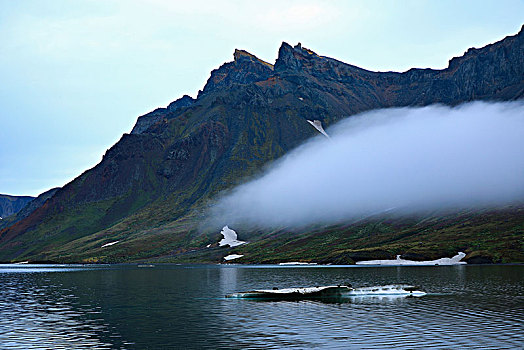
[0,195,35,219]
[1,26,523,263]
[0,188,60,230]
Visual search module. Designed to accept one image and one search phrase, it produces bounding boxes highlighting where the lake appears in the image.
[0,264,522,349]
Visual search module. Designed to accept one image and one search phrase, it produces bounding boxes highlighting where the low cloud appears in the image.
[209,102,524,228]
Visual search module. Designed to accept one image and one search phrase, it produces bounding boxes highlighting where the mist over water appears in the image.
[210,102,524,228]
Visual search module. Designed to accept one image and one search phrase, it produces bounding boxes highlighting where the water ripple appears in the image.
[0,264,522,349]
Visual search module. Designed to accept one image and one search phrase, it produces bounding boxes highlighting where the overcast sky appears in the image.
[1,0,523,196]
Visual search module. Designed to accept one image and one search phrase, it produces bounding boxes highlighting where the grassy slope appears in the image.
[22,205,523,264]
[147,206,524,265]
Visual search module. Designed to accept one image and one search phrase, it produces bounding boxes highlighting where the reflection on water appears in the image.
[0,264,523,349]
[219,265,239,294]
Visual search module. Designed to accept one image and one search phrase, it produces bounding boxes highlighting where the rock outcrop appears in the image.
[131,95,196,135]
[199,49,274,97]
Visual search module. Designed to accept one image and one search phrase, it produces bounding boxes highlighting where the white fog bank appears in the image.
[209,102,524,228]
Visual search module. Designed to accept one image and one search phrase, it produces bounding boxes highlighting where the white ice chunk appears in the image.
[218,226,246,247]
[307,120,330,138]
[356,252,467,266]
[349,285,426,297]
[101,240,120,248]
[235,285,425,297]
[224,254,244,261]
[255,286,337,294]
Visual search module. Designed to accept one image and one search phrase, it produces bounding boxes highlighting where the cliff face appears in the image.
[1,26,523,263]
[0,188,59,230]
[0,195,34,218]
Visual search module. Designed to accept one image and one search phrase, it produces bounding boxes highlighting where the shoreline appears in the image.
[1,261,523,267]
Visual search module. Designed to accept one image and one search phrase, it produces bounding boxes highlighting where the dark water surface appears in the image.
[0,264,522,349]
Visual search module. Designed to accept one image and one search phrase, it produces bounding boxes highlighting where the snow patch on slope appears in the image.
[101,241,120,248]
[224,254,244,261]
[218,226,246,247]
[307,120,330,138]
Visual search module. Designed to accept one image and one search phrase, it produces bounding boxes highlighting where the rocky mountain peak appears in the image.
[233,49,274,69]
[233,49,254,62]
[448,25,523,71]
[274,41,321,73]
[167,94,195,111]
[198,49,273,97]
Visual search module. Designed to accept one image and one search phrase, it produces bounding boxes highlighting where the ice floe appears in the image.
[224,254,244,261]
[226,284,426,299]
[218,226,246,247]
[349,285,426,296]
[356,252,467,266]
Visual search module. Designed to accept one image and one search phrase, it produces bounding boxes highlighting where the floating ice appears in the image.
[349,285,426,297]
[101,240,120,248]
[356,252,467,266]
[224,254,244,261]
[218,226,246,247]
[253,286,340,294]
[226,284,426,299]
